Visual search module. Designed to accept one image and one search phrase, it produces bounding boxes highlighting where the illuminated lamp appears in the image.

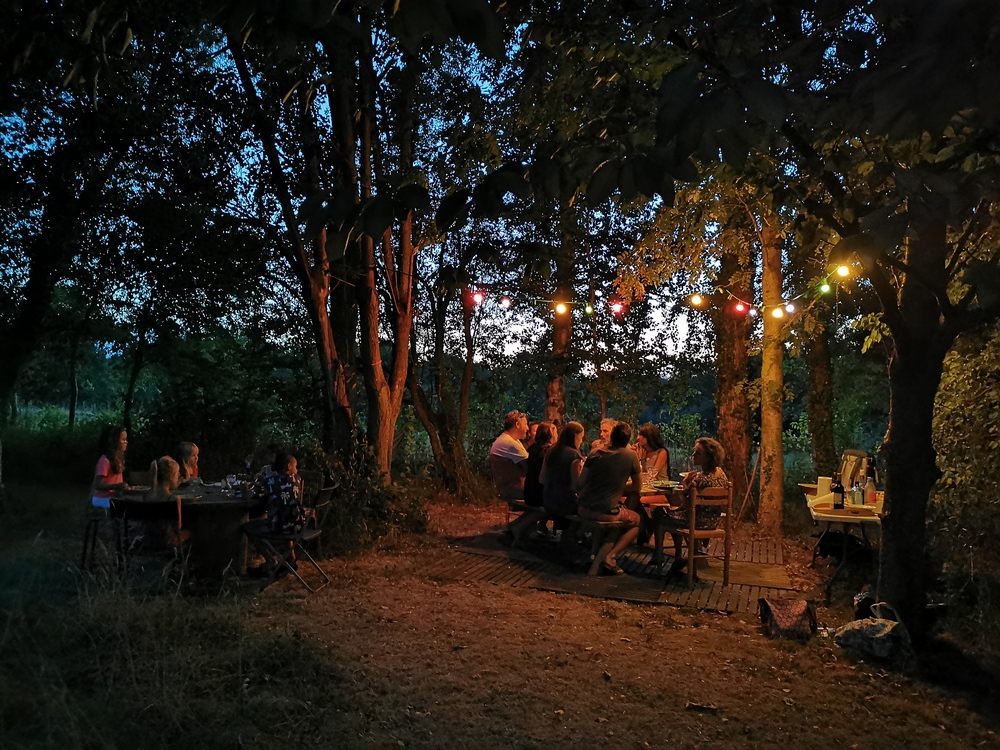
[584,303,594,314]
[555,302,568,315]
[836,265,850,277]
[690,294,703,307]
[472,290,485,305]
[820,282,831,293]
[499,295,512,309]
[734,302,746,313]
[610,300,624,315]
[748,307,758,317]
[785,302,796,314]
[771,307,784,318]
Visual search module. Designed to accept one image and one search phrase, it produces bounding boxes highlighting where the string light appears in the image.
[820,282,831,293]
[836,265,850,277]
[555,302,568,315]
[499,295,512,309]
[785,302,796,314]
[584,303,594,314]
[771,307,784,318]
[690,294,704,307]
[472,290,485,305]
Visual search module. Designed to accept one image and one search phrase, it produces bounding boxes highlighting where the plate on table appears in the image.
[651,480,680,490]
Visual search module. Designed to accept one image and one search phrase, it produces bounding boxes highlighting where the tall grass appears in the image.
[0,483,360,748]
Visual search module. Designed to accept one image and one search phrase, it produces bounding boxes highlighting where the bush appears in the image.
[320,445,428,554]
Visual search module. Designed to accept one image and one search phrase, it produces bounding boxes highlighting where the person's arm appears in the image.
[624,456,642,497]
[650,449,667,478]
[570,457,585,493]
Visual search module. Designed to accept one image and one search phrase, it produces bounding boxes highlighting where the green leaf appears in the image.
[445,0,504,59]
[359,194,395,239]
[741,79,788,127]
[434,189,471,231]
[962,260,1000,311]
[395,183,431,214]
[586,159,619,205]
[471,182,504,220]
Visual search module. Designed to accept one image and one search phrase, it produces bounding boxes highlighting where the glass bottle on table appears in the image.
[864,469,877,505]
[831,475,845,510]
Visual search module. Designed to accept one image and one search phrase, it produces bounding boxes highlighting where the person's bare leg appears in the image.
[605,526,640,568]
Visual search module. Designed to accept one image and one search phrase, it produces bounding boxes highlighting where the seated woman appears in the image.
[524,421,555,508]
[660,437,728,573]
[91,424,129,508]
[635,423,670,481]
[176,442,201,485]
[541,422,585,519]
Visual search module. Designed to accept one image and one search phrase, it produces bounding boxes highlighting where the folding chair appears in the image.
[243,519,331,593]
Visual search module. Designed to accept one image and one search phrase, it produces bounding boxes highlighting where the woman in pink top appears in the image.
[91,424,129,508]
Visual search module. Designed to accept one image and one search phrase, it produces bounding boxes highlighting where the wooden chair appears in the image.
[679,483,733,588]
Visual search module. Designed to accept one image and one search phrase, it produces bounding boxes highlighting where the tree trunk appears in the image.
[546,227,575,423]
[229,36,355,455]
[711,253,752,514]
[122,337,145,432]
[876,218,953,642]
[805,308,838,477]
[68,334,80,428]
[355,44,418,480]
[758,212,784,532]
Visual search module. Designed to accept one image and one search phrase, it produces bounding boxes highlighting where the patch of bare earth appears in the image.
[248,502,999,749]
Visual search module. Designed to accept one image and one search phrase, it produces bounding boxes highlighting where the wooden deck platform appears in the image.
[417,537,796,614]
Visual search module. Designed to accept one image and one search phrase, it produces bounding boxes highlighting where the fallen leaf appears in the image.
[596,717,608,724]
[554,709,564,716]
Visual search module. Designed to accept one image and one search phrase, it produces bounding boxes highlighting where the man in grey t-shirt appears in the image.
[577,422,641,574]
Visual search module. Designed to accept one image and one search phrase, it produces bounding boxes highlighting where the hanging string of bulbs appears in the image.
[462,264,854,319]
[688,264,853,318]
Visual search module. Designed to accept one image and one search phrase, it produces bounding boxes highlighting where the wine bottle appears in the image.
[832,475,845,510]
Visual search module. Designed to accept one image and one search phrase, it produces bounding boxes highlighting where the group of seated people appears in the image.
[489,411,728,576]
[90,424,201,510]
[89,424,311,565]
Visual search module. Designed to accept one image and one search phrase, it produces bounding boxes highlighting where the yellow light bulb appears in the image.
[691,294,703,307]
[837,265,850,277]
[771,307,784,318]
[555,302,568,315]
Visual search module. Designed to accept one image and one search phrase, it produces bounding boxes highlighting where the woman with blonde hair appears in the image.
[176,442,200,483]
[144,456,189,549]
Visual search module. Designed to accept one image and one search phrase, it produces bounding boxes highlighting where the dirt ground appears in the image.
[247,502,1000,749]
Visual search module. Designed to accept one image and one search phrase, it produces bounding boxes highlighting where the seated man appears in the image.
[589,418,617,454]
[577,421,642,574]
[488,410,529,501]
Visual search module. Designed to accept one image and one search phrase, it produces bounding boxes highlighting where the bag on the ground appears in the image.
[758,598,817,641]
[834,614,911,660]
